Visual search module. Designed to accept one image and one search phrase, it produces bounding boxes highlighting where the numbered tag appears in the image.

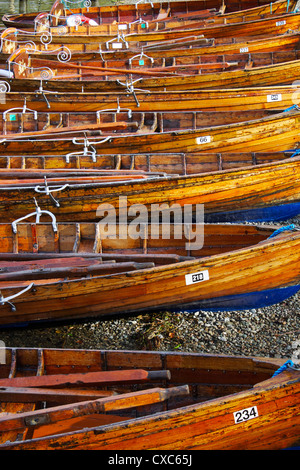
[196,135,211,145]
[276,20,286,26]
[185,270,209,286]
[239,47,249,53]
[233,406,258,424]
[118,24,127,30]
[267,93,282,102]
[112,42,123,49]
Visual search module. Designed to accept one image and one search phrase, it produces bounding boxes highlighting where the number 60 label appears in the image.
[233,406,258,424]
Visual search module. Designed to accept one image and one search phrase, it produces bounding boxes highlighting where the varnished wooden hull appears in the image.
[0,347,299,450]
[0,223,299,324]
[4,56,300,92]
[31,0,296,36]
[1,152,300,223]
[3,9,300,58]
[0,108,278,137]
[0,109,298,155]
[8,47,300,83]
[1,0,290,30]
[1,0,225,29]
[19,30,300,61]
[0,86,298,113]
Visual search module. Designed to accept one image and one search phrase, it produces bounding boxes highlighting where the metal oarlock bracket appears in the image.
[72,136,111,153]
[65,148,97,163]
[3,98,38,121]
[116,78,150,107]
[0,283,34,312]
[135,0,153,7]
[127,18,149,30]
[67,138,98,162]
[11,198,58,234]
[128,48,154,66]
[96,97,133,119]
[34,176,69,208]
[106,32,129,50]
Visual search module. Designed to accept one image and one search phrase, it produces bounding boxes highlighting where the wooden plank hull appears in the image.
[1,0,291,30]
[8,47,300,83]
[31,0,296,36]
[3,9,300,55]
[0,223,299,324]
[0,347,298,450]
[1,0,226,29]
[21,30,300,61]
[0,109,298,155]
[0,109,279,137]
[0,85,298,113]
[0,152,300,223]
[4,56,300,92]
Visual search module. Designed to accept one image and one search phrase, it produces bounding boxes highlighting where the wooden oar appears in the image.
[0,261,155,281]
[145,61,239,72]
[30,59,178,77]
[0,385,190,432]
[0,253,191,264]
[0,386,116,404]
[0,369,171,388]
[0,257,105,272]
[0,120,137,140]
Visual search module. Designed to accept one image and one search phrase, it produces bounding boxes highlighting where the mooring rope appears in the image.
[272,359,300,377]
[267,224,295,238]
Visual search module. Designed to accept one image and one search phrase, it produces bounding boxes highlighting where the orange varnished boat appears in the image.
[0,85,298,114]
[1,0,292,32]
[0,221,299,324]
[0,150,300,223]
[0,108,299,155]
[1,0,227,30]
[4,46,300,92]
[6,45,300,82]
[0,347,298,450]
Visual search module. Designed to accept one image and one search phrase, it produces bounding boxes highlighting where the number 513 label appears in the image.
[233,406,258,424]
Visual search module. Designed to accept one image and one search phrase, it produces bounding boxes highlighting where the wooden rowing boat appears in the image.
[0,107,285,156]
[1,0,289,30]
[3,28,299,69]
[0,107,279,137]
[0,108,298,156]
[2,6,300,57]
[0,221,299,324]
[30,0,296,36]
[7,46,300,83]
[0,347,299,450]
[0,150,299,223]
[1,0,226,30]
[14,29,300,62]
[4,50,300,92]
[0,85,298,113]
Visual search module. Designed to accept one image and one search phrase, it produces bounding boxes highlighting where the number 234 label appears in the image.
[233,406,258,424]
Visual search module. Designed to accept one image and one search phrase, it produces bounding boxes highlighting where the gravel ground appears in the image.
[0,217,300,362]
